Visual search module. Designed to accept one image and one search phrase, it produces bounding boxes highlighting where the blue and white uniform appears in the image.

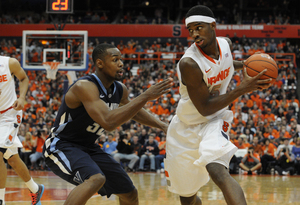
[43,74,135,197]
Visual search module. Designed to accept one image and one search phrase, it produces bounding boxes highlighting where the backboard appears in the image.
[22,30,88,71]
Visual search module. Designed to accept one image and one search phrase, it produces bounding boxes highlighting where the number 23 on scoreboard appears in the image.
[46,0,73,13]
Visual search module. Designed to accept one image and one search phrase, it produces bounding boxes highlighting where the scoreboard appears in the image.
[46,0,73,14]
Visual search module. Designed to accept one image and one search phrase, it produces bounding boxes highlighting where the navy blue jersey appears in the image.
[52,74,123,147]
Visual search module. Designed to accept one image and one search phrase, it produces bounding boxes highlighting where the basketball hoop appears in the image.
[43,62,61,80]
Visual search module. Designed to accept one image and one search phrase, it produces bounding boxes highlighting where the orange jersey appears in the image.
[262,143,277,157]
[158,141,166,155]
[251,144,264,156]
[264,113,275,122]
[36,137,45,153]
[234,142,247,149]
[243,152,260,163]
[22,141,33,151]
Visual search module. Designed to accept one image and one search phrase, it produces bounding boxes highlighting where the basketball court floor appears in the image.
[4,169,300,205]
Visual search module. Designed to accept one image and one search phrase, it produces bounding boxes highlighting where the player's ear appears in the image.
[96,58,104,70]
[210,22,216,29]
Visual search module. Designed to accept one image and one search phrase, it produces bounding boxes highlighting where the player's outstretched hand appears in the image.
[143,78,173,101]
[240,67,272,93]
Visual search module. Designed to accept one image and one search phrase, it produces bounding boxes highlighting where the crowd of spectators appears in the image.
[0,0,299,25]
[0,33,299,175]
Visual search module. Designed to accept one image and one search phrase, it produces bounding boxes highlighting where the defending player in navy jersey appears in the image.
[164,5,271,205]
[43,43,172,205]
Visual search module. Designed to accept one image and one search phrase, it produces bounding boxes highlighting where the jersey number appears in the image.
[59,112,104,136]
[222,121,229,132]
[16,115,21,123]
[86,123,104,136]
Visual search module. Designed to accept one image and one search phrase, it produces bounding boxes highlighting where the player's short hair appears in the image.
[92,43,116,64]
[185,5,215,19]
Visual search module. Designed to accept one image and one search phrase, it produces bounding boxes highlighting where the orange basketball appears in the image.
[244,53,278,84]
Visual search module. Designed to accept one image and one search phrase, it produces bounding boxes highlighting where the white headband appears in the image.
[185,15,216,26]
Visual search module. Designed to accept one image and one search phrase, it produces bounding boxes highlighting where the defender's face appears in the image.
[187,22,215,49]
[103,48,124,81]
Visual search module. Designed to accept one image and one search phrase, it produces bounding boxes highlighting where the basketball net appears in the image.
[43,62,61,80]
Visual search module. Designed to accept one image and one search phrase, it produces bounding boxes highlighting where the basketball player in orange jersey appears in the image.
[164,5,272,205]
[0,56,44,205]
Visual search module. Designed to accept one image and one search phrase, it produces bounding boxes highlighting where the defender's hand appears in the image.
[142,78,173,101]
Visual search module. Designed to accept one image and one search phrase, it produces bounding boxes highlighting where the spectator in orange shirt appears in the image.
[157,103,170,116]
[253,109,265,124]
[241,134,251,148]
[234,134,248,149]
[251,103,259,117]
[247,45,256,56]
[234,110,247,125]
[245,97,254,109]
[239,146,262,175]
[151,40,161,50]
[274,77,283,89]
[155,135,166,173]
[167,94,176,105]
[264,108,275,122]
[29,128,47,170]
[270,95,279,108]
[154,134,161,143]
[230,131,238,145]
[261,137,277,174]
[277,40,284,50]
[30,49,39,62]
[7,44,16,54]
[36,103,46,115]
[290,95,300,109]
[50,99,60,111]
[263,126,279,139]
[289,135,298,146]
[117,40,124,50]
[255,45,265,53]
[279,125,291,139]
[232,73,241,86]
[250,91,263,110]
[150,103,163,115]
[250,136,264,156]
[279,96,289,110]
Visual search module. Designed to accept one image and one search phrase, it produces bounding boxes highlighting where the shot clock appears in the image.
[46,0,74,14]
